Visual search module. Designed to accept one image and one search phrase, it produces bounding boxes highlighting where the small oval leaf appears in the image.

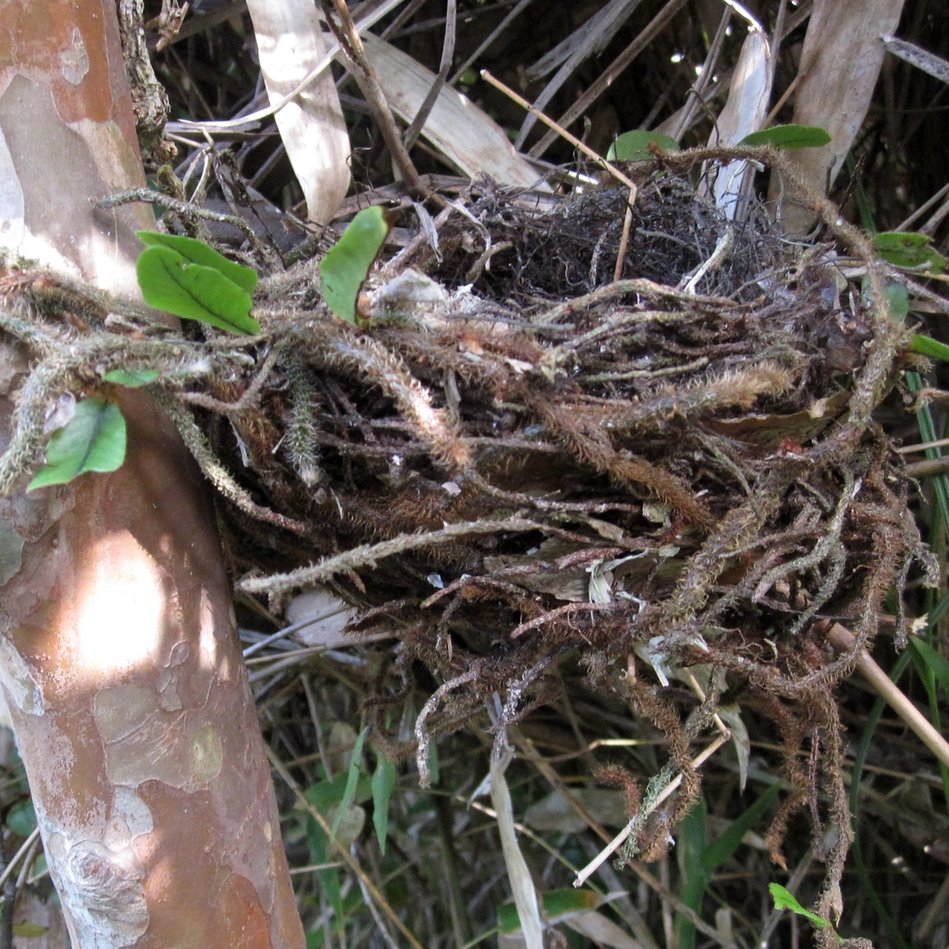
[607,130,680,162]
[137,230,258,293]
[28,398,127,490]
[769,883,831,929]
[319,206,392,323]
[738,124,831,149]
[103,368,160,387]
[137,245,260,334]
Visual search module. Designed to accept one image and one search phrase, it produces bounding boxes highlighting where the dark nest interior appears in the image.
[1,141,938,939]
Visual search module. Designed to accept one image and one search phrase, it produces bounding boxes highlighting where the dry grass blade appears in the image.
[174,0,407,134]
[882,34,949,85]
[361,34,544,189]
[514,0,646,149]
[825,623,949,771]
[491,745,544,948]
[402,0,456,148]
[529,0,689,158]
[246,0,350,224]
[702,27,772,220]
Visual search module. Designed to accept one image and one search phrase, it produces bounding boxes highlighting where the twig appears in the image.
[237,516,545,596]
[480,70,637,195]
[681,668,730,739]
[528,0,690,158]
[824,622,949,772]
[613,186,636,282]
[158,394,310,535]
[96,188,261,246]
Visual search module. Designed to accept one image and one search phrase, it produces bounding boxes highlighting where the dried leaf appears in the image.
[246,0,350,223]
[491,751,543,948]
[773,0,905,232]
[524,787,628,832]
[705,28,772,220]
[361,33,545,189]
[717,705,751,791]
[563,911,641,948]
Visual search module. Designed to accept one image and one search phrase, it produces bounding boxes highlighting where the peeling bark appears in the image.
[0,3,305,946]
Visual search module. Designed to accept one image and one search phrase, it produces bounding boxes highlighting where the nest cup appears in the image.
[201,150,931,865]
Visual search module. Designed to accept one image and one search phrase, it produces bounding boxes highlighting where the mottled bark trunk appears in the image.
[0,3,305,947]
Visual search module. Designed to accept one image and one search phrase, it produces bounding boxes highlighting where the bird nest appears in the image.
[0,146,934,909]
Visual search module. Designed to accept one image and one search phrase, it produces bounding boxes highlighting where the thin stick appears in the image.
[574,732,729,887]
[403,0,456,148]
[825,623,949,772]
[681,668,731,739]
[613,188,636,282]
[237,516,545,595]
[480,70,637,195]
[528,0,689,158]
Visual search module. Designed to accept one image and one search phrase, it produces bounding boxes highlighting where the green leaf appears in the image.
[137,230,258,293]
[371,753,397,855]
[330,726,368,842]
[676,797,708,949]
[103,368,160,387]
[319,206,393,323]
[6,799,37,837]
[738,124,831,149]
[872,231,947,273]
[607,130,680,162]
[704,784,780,871]
[886,281,909,321]
[498,888,599,934]
[28,399,126,490]
[303,773,371,813]
[426,741,440,786]
[908,637,949,693]
[912,334,949,363]
[769,882,831,929]
[136,245,260,335]
[13,922,49,937]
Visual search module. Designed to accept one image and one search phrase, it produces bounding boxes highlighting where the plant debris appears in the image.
[0,146,935,923]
